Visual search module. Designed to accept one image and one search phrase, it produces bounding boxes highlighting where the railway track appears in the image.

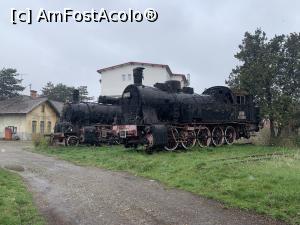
[198,152,299,169]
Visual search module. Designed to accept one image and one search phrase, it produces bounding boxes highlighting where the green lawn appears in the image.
[0,169,45,225]
[36,144,300,224]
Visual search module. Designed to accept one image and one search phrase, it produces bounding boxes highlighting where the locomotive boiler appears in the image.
[119,67,260,152]
[53,90,121,146]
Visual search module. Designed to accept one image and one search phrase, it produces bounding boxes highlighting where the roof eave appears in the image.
[0,113,27,116]
[97,61,173,76]
[47,100,62,116]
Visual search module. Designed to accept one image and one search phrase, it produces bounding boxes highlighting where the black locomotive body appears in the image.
[53,93,122,146]
[119,67,260,151]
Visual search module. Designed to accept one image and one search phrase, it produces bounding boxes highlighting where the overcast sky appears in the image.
[0,0,299,98]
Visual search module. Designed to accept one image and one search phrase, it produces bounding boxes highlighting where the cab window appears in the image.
[237,95,246,105]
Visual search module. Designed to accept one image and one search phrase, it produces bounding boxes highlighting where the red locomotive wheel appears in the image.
[211,126,224,147]
[224,126,236,145]
[164,128,179,151]
[180,130,196,150]
[197,126,211,147]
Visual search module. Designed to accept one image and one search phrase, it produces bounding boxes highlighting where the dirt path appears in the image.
[0,142,286,225]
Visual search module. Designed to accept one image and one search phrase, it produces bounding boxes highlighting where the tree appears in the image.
[41,82,73,102]
[0,68,25,100]
[280,33,300,101]
[227,29,300,139]
[77,86,94,102]
[41,82,93,102]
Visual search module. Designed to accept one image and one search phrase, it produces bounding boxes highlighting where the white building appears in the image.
[97,62,189,96]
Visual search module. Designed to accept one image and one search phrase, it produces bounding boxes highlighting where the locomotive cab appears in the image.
[234,90,260,131]
[234,91,253,121]
[235,93,249,120]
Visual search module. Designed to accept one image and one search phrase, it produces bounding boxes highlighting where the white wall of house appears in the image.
[100,65,172,96]
[0,115,29,140]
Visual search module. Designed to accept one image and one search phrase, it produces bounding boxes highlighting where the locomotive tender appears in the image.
[53,90,121,146]
[119,67,260,152]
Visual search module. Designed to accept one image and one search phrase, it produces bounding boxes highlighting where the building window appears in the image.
[122,74,126,81]
[40,121,45,134]
[47,121,52,133]
[128,74,132,81]
[32,121,37,134]
[41,104,45,112]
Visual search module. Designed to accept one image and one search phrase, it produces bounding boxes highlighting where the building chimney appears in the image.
[133,67,144,86]
[30,90,37,99]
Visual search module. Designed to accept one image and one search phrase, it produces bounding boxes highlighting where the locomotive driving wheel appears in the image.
[66,136,79,146]
[224,126,236,145]
[197,126,211,147]
[164,127,179,151]
[211,126,224,147]
[180,130,196,150]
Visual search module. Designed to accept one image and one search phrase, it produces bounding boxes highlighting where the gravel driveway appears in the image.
[0,141,286,225]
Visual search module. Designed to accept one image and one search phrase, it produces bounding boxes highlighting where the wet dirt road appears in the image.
[0,142,286,225]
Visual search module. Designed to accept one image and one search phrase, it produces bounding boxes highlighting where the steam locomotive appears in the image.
[52,67,260,150]
[52,90,121,146]
[118,67,260,152]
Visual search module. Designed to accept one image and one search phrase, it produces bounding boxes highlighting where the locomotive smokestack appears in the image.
[72,89,80,103]
[133,67,144,86]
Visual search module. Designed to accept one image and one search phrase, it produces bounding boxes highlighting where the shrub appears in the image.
[32,135,49,148]
[273,135,300,148]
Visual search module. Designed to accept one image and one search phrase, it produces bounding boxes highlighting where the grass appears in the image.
[0,168,45,225]
[35,144,300,225]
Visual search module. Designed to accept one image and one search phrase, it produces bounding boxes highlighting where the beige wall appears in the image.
[26,102,58,139]
[0,102,59,140]
[100,65,171,96]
